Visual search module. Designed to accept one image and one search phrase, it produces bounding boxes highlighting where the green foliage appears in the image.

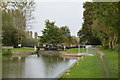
[40,20,63,44]
[1,1,35,46]
[2,10,19,46]
[78,2,119,50]
[40,20,79,45]
[59,26,71,44]
[69,36,79,45]
[22,36,37,46]
[59,26,70,37]
[78,2,101,45]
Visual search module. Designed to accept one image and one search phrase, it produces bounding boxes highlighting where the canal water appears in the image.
[2,54,77,78]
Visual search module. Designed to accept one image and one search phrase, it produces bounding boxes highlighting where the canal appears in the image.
[2,54,77,78]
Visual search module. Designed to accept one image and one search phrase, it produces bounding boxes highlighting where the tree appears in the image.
[90,2,118,49]
[59,26,71,44]
[2,9,19,46]
[70,36,79,45]
[78,2,119,50]
[40,20,80,45]
[40,20,63,44]
[1,1,35,46]
[59,26,71,36]
[77,2,101,45]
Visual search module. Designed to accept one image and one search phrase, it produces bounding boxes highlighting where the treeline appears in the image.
[77,2,119,50]
[1,1,78,47]
[40,20,79,46]
[1,1,38,46]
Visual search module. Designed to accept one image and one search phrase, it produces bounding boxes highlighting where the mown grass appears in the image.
[12,47,34,52]
[2,47,34,54]
[2,49,12,54]
[61,47,118,78]
[99,47,118,78]
[61,48,104,78]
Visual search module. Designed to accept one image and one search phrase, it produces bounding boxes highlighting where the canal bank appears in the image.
[60,48,118,78]
[55,58,80,78]
[61,52,103,78]
[38,50,62,56]
[2,47,35,56]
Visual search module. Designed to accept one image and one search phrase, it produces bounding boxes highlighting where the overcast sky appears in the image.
[30,0,91,37]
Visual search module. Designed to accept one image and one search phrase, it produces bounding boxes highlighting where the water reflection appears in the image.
[2,56,26,78]
[2,54,76,78]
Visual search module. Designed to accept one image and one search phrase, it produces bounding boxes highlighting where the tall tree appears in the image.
[1,1,35,46]
[78,2,119,50]
[40,20,63,44]
[77,2,101,45]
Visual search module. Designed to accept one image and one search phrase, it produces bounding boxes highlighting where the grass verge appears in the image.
[12,47,34,52]
[99,47,118,78]
[61,48,104,78]
[2,47,34,54]
[61,47,118,78]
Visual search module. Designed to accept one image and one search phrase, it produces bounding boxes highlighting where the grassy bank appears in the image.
[61,48,104,78]
[12,47,34,52]
[99,47,118,78]
[61,47,118,78]
[2,47,34,54]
